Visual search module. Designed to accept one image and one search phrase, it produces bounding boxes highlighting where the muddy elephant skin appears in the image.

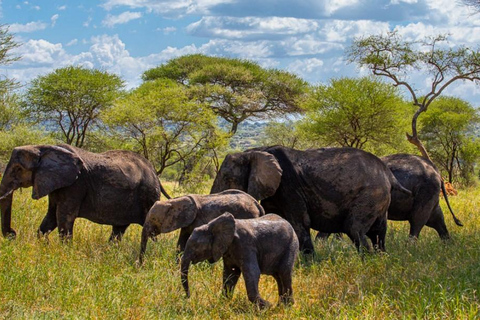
[181,213,299,308]
[0,144,169,241]
[211,146,411,253]
[139,189,264,263]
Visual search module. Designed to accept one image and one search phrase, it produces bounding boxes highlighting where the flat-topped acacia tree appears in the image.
[143,54,308,134]
[347,31,480,161]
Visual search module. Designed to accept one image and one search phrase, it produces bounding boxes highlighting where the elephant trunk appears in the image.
[0,171,16,238]
[180,254,192,298]
[139,225,150,265]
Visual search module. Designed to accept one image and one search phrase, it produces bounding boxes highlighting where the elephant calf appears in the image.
[181,213,299,308]
[139,189,264,263]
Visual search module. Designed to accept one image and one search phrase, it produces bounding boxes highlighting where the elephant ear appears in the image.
[32,146,83,199]
[159,197,197,233]
[209,212,236,262]
[246,151,282,200]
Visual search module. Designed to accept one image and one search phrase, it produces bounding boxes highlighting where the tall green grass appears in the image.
[0,187,479,319]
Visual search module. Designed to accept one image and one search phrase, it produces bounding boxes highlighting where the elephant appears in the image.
[139,189,265,264]
[382,153,463,239]
[181,212,299,309]
[0,144,170,241]
[211,146,412,254]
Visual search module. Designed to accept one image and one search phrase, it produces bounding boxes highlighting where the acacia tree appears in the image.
[102,79,227,178]
[25,66,125,148]
[420,96,480,184]
[299,76,412,154]
[348,32,480,160]
[143,54,308,134]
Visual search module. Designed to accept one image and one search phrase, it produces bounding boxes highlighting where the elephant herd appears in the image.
[0,144,463,308]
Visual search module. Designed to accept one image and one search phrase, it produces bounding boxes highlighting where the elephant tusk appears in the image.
[0,189,13,201]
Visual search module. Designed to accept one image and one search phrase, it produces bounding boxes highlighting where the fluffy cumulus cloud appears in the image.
[102,11,143,28]
[187,16,319,40]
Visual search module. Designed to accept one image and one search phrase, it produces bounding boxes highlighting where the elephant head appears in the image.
[0,145,83,238]
[210,150,282,201]
[139,196,198,263]
[181,212,236,297]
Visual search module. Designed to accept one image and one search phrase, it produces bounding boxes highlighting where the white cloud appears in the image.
[66,39,78,46]
[58,5,66,10]
[102,11,143,28]
[157,26,177,34]
[15,39,67,65]
[187,16,319,40]
[101,0,235,17]
[9,21,48,33]
[51,14,59,27]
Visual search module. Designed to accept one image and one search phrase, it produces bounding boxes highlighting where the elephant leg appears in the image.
[109,225,129,242]
[242,259,270,308]
[408,192,439,239]
[274,269,294,305]
[175,229,191,263]
[38,199,58,238]
[222,263,241,298]
[425,205,450,240]
[366,216,387,252]
[293,224,314,254]
[56,203,79,242]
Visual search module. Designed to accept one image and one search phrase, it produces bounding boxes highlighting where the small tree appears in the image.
[420,96,480,184]
[348,32,480,160]
[25,66,125,148]
[143,54,308,134]
[102,79,227,178]
[0,24,21,94]
[299,76,412,154]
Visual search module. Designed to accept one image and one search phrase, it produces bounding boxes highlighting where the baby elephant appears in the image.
[181,213,299,308]
[139,189,264,263]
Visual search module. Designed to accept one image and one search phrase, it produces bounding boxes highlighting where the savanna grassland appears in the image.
[0,183,479,319]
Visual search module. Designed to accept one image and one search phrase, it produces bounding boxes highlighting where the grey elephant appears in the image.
[383,153,463,239]
[211,146,411,254]
[181,212,299,309]
[0,144,170,241]
[139,189,264,263]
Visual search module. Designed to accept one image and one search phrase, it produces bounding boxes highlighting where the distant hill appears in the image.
[228,121,268,150]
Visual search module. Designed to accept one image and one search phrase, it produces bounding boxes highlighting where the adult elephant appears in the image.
[382,153,463,239]
[0,144,170,241]
[211,146,411,253]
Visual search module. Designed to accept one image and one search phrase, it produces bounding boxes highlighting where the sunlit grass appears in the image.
[0,187,479,319]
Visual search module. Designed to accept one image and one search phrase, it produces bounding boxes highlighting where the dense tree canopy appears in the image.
[143,54,308,134]
[102,79,227,178]
[299,77,412,154]
[25,66,125,148]
[420,96,480,184]
[348,32,480,159]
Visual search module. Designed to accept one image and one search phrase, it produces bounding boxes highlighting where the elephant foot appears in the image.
[2,229,16,240]
[254,297,271,309]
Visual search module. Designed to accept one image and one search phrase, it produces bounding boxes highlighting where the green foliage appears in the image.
[25,66,125,147]
[347,32,480,157]
[420,96,480,185]
[143,54,308,134]
[102,78,228,176]
[0,188,479,318]
[298,77,414,155]
[260,120,317,150]
[0,24,21,93]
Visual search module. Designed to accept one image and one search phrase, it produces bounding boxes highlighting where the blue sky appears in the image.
[3,0,480,105]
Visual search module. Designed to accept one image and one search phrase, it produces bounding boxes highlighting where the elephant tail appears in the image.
[441,180,463,227]
[159,181,171,199]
